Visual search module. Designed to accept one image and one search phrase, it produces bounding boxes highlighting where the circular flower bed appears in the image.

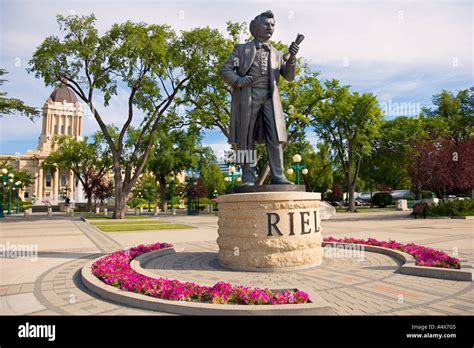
[91,242,310,305]
[323,237,460,269]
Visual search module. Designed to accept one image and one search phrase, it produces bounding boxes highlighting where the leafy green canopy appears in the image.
[28,14,229,218]
[0,69,39,120]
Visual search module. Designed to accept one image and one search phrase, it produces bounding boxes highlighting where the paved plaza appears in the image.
[0,211,472,315]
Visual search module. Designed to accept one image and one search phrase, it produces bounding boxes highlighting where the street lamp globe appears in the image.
[292,154,302,163]
[224,177,230,182]
[287,168,294,175]
[1,168,7,175]
[236,177,241,183]
[302,168,309,175]
[8,173,14,179]
[229,166,236,173]
[8,178,13,183]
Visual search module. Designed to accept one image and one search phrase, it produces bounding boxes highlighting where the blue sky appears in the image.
[0,0,472,158]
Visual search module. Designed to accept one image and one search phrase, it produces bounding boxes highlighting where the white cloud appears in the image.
[0,0,471,153]
[202,141,232,162]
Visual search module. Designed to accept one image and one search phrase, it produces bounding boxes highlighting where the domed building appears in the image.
[0,86,84,205]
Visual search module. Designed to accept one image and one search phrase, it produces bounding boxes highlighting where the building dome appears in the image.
[49,86,78,103]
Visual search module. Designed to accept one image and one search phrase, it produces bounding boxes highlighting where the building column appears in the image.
[69,170,74,198]
[53,168,59,202]
[38,167,43,199]
[34,173,38,200]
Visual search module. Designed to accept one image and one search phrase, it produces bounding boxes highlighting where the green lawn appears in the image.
[85,215,152,220]
[96,223,195,232]
[336,206,398,213]
[90,219,168,226]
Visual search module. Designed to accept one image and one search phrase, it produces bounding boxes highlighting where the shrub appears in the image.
[371,192,393,207]
[128,197,147,208]
[425,199,474,217]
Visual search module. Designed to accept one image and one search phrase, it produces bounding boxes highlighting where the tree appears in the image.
[0,69,40,120]
[407,138,454,199]
[312,81,383,212]
[42,133,112,211]
[359,116,422,191]
[147,126,201,211]
[421,87,474,141]
[0,160,34,206]
[90,169,113,207]
[132,173,159,209]
[301,144,334,193]
[28,14,222,218]
[408,136,474,199]
[200,163,226,198]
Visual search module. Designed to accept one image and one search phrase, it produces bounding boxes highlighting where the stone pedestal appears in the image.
[217,192,323,272]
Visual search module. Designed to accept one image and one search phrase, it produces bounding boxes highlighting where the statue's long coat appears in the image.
[220,40,296,149]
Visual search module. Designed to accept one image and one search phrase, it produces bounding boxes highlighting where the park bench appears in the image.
[411,203,427,219]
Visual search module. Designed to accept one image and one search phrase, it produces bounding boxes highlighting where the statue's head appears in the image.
[249,10,275,42]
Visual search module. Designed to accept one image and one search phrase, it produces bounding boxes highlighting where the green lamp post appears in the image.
[186,177,198,215]
[224,166,241,191]
[15,180,22,213]
[213,189,218,210]
[146,186,153,212]
[7,173,14,215]
[287,154,308,185]
[0,168,8,218]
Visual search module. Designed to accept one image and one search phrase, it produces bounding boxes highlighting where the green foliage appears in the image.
[42,133,112,209]
[133,173,159,203]
[312,80,384,211]
[425,199,474,217]
[28,14,223,218]
[0,69,40,120]
[371,192,393,207]
[421,190,436,199]
[0,160,34,191]
[200,163,226,197]
[359,116,422,190]
[128,197,147,208]
[147,125,201,180]
[287,143,334,192]
[421,87,474,141]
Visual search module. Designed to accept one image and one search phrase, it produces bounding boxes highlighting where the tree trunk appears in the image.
[113,190,127,219]
[159,175,167,212]
[347,182,357,212]
[86,196,92,212]
[112,170,127,219]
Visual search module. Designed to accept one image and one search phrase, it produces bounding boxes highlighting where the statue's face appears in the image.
[254,16,275,42]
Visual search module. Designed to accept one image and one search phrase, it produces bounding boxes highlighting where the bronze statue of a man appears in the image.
[220,10,299,186]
